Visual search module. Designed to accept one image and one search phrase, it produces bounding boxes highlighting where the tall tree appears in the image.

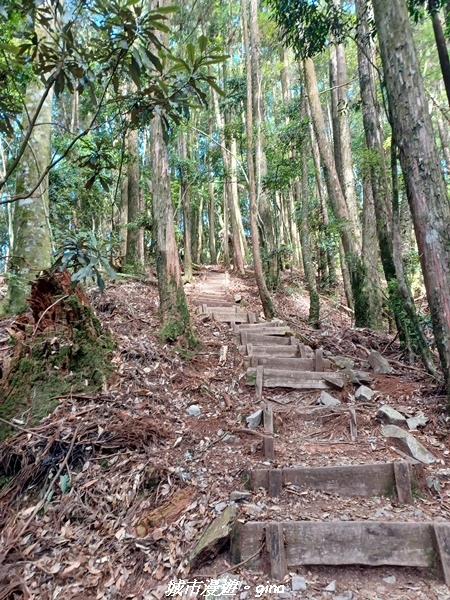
[5,41,53,314]
[372,0,450,396]
[125,126,144,270]
[242,0,274,318]
[149,0,194,345]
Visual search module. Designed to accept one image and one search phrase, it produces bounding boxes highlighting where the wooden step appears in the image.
[233,321,285,331]
[192,298,235,307]
[238,327,292,341]
[239,344,313,358]
[231,521,450,583]
[240,332,296,346]
[245,352,331,371]
[247,366,345,398]
[247,461,414,502]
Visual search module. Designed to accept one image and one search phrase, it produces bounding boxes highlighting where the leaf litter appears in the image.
[0,270,449,599]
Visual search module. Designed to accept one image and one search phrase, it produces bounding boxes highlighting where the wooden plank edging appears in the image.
[247,461,414,501]
[232,521,447,580]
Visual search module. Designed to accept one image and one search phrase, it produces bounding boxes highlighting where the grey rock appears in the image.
[332,356,355,369]
[355,385,377,402]
[377,405,406,425]
[246,409,263,429]
[240,593,249,600]
[230,490,252,502]
[187,404,201,417]
[324,581,336,592]
[407,416,429,430]
[189,506,236,570]
[318,391,341,407]
[291,575,307,591]
[383,576,396,584]
[382,425,436,464]
[368,351,393,374]
[214,501,228,512]
[427,475,441,494]
[222,434,238,443]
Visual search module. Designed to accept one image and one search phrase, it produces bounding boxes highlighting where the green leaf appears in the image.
[207,79,225,97]
[187,43,195,65]
[59,474,71,493]
[198,35,208,53]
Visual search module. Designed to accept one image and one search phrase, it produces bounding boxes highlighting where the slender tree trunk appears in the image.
[249,0,277,287]
[180,133,193,281]
[125,127,144,269]
[148,0,194,345]
[119,176,128,261]
[373,0,450,391]
[438,117,450,176]
[212,89,245,274]
[357,0,435,366]
[230,136,248,259]
[304,58,372,325]
[242,0,274,318]
[431,9,450,110]
[208,113,217,264]
[308,117,337,288]
[299,95,320,325]
[6,76,53,314]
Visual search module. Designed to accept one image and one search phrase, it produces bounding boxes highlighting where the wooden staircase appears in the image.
[191,271,450,587]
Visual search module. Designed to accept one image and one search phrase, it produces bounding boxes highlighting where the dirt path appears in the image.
[0,268,449,600]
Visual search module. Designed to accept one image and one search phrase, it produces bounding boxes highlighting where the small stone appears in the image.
[383,576,396,584]
[230,491,251,502]
[407,416,429,430]
[368,351,393,374]
[291,575,307,591]
[240,593,249,600]
[318,391,341,407]
[189,506,236,570]
[377,405,406,425]
[332,356,354,369]
[246,409,263,429]
[214,502,228,512]
[382,425,436,464]
[187,405,201,417]
[355,385,376,402]
[222,434,238,443]
[234,294,242,303]
[324,581,336,592]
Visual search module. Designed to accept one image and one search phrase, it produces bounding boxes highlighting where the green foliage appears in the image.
[53,230,117,292]
[267,0,352,58]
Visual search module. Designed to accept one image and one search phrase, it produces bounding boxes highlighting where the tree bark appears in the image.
[372,0,450,393]
[249,0,277,287]
[304,57,372,325]
[431,9,450,110]
[180,133,193,281]
[242,0,274,318]
[208,113,217,264]
[148,0,194,345]
[125,127,144,269]
[6,76,53,314]
[300,94,320,326]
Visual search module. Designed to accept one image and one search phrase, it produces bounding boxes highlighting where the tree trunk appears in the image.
[148,0,194,346]
[119,176,128,262]
[304,57,372,325]
[308,117,337,289]
[208,113,217,264]
[180,133,193,281]
[328,8,361,240]
[299,94,320,325]
[249,0,277,287]
[125,127,144,270]
[242,0,274,318]
[357,0,435,366]
[372,0,450,393]
[438,117,450,177]
[6,76,53,314]
[212,88,245,274]
[431,9,450,110]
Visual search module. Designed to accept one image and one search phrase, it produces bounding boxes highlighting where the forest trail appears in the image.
[1,268,450,599]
